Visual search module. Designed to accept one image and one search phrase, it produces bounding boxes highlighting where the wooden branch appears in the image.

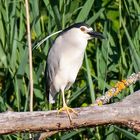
[0,90,140,135]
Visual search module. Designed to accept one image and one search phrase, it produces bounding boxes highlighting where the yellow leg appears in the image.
[58,89,78,122]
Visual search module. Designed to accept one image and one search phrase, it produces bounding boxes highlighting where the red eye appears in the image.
[80,27,86,32]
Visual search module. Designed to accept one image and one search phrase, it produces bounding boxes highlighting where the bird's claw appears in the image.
[58,106,78,122]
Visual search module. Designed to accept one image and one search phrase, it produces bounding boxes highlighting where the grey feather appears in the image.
[45,44,60,103]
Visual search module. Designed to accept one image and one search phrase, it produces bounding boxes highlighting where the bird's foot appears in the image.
[58,105,78,122]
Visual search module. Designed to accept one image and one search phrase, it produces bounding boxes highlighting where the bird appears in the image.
[45,22,104,121]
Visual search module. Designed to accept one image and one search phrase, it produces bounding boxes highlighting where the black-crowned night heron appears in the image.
[45,22,104,120]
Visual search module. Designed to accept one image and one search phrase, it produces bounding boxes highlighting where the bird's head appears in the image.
[61,22,105,41]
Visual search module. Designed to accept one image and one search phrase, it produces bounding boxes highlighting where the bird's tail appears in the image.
[45,85,56,104]
[49,93,56,104]
[46,82,57,104]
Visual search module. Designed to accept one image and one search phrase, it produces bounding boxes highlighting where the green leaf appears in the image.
[76,0,95,22]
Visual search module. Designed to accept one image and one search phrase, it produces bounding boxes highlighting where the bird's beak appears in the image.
[88,31,105,39]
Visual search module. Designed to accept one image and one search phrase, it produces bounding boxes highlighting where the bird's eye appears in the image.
[80,27,86,32]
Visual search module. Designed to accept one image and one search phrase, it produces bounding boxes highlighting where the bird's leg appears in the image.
[58,89,78,121]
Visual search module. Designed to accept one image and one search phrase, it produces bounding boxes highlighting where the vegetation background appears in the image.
[0,0,140,139]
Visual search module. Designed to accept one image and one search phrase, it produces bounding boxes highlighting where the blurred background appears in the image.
[0,0,140,139]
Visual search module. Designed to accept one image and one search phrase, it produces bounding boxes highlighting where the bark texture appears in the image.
[0,90,140,135]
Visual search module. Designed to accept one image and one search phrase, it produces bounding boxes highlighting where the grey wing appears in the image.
[45,47,60,104]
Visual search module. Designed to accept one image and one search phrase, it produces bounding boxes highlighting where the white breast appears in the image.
[53,32,88,91]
